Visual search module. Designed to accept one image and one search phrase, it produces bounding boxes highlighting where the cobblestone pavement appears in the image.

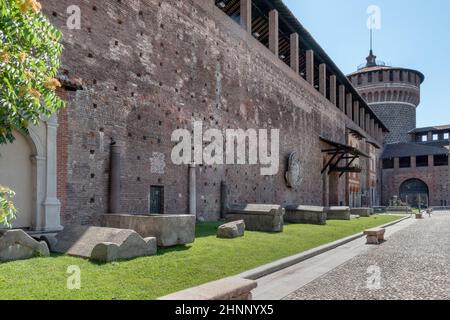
[285,214,450,300]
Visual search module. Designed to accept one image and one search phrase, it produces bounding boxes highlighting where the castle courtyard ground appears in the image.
[265,213,450,300]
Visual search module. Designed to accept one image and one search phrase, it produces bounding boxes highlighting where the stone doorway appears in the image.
[328,172,340,206]
[0,131,33,229]
[149,186,164,214]
[0,116,62,232]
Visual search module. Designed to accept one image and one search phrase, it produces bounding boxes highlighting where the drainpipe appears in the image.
[189,163,197,217]
[109,142,122,214]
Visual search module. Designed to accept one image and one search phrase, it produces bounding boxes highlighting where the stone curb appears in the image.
[239,215,411,281]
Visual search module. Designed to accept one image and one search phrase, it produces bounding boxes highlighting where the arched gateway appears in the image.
[399,178,429,208]
[0,115,62,232]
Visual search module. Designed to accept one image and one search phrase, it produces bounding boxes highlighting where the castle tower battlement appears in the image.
[348,51,424,144]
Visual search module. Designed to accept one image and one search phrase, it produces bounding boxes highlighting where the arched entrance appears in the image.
[0,115,62,232]
[0,131,33,229]
[400,179,429,208]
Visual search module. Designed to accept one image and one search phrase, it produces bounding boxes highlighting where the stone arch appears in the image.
[393,91,398,101]
[387,91,392,100]
[0,115,62,232]
[374,91,379,102]
[0,131,34,228]
[399,178,429,208]
[368,92,373,103]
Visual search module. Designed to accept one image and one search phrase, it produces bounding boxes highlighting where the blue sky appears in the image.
[283,0,450,128]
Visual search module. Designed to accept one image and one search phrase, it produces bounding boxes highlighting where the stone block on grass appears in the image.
[351,208,372,217]
[217,220,245,239]
[0,229,50,262]
[101,214,196,247]
[326,207,351,220]
[285,205,326,225]
[53,225,157,262]
[225,204,285,232]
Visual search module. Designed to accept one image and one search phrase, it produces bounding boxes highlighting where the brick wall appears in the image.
[56,89,69,224]
[382,162,449,206]
[45,0,379,224]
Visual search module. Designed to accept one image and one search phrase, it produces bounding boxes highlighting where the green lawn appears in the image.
[0,215,402,300]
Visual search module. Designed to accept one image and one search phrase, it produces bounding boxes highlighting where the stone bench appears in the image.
[387,206,410,213]
[225,204,285,232]
[326,207,351,220]
[102,214,196,247]
[350,208,372,217]
[285,205,326,225]
[158,277,257,300]
[364,228,386,245]
[373,206,387,214]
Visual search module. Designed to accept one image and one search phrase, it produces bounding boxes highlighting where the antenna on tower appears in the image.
[366,26,377,67]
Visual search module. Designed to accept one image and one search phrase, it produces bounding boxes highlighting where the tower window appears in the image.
[434,154,449,167]
[382,158,394,169]
[379,71,383,82]
[368,72,373,83]
[399,157,411,168]
[416,155,428,167]
[389,70,394,82]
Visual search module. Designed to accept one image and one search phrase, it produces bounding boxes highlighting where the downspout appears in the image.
[189,163,197,217]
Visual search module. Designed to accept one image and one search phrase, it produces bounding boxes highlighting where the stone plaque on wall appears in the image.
[285,152,303,188]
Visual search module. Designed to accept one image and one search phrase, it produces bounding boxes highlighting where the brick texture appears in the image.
[45,0,380,224]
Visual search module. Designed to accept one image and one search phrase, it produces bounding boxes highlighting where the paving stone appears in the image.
[285,213,450,300]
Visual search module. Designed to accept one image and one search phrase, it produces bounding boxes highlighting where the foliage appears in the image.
[0,185,17,228]
[0,0,64,144]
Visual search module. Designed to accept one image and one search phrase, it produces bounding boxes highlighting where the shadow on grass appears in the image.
[195,221,222,238]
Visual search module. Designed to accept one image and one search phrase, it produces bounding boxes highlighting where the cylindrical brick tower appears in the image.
[348,51,424,144]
